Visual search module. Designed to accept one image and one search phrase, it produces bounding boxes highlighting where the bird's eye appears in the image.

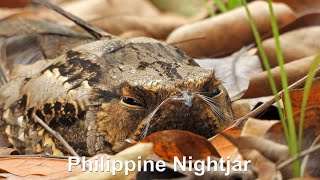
[121,97,144,107]
[212,87,221,96]
[201,87,222,97]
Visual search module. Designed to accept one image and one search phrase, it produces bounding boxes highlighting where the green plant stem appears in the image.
[214,0,227,12]
[298,56,320,149]
[266,0,300,177]
[241,0,289,142]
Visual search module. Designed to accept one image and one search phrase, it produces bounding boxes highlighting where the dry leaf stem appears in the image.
[33,114,79,157]
[277,143,320,170]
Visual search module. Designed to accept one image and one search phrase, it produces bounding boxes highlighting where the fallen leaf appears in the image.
[262,26,320,68]
[0,156,79,177]
[264,106,320,177]
[0,0,30,8]
[166,1,295,58]
[278,12,320,36]
[140,130,220,162]
[231,99,251,119]
[86,15,188,40]
[289,78,320,113]
[209,126,241,159]
[241,118,278,137]
[242,55,315,98]
[273,0,320,14]
[222,133,289,179]
[59,0,160,25]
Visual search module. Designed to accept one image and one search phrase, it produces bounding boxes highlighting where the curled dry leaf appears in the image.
[262,26,320,68]
[277,12,320,37]
[86,15,188,40]
[240,148,281,180]
[264,106,320,177]
[209,126,241,159]
[242,55,315,98]
[59,0,160,25]
[166,1,295,58]
[140,130,220,162]
[241,118,278,137]
[222,133,289,163]
[231,99,251,119]
[222,133,289,179]
[3,0,160,26]
[273,0,320,14]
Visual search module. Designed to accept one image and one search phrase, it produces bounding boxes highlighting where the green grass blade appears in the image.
[298,55,320,150]
[214,0,227,12]
[227,0,242,10]
[266,0,299,176]
[240,0,290,142]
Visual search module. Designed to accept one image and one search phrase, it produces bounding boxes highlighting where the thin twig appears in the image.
[32,0,111,40]
[33,114,79,157]
[228,67,320,129]
[277,143,320,170]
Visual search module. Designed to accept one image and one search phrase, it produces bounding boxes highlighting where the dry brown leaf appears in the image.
[0,157,80,177]
[140,130,220,162]
[86,15,186,40]
[264,106,320,177]
[231,99,251,119]
[209,126,241,159]
[273,0,320,14]
[242,55,315,98]
[240,148,281,180]
[2,0,160,26]
[262,26,320,68]
[289,78,320,113]
[241,118,278,137]
[166,1,295,58]
[0,0,30,8]
[278,12,320,36]
[59,0,160,25]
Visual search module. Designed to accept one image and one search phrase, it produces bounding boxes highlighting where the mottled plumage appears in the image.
[0,37,234,156]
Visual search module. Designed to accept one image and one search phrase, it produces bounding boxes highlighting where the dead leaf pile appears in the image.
[0,0,319,179]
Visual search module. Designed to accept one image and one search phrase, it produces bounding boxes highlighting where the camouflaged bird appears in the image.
[0,37,234,156]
